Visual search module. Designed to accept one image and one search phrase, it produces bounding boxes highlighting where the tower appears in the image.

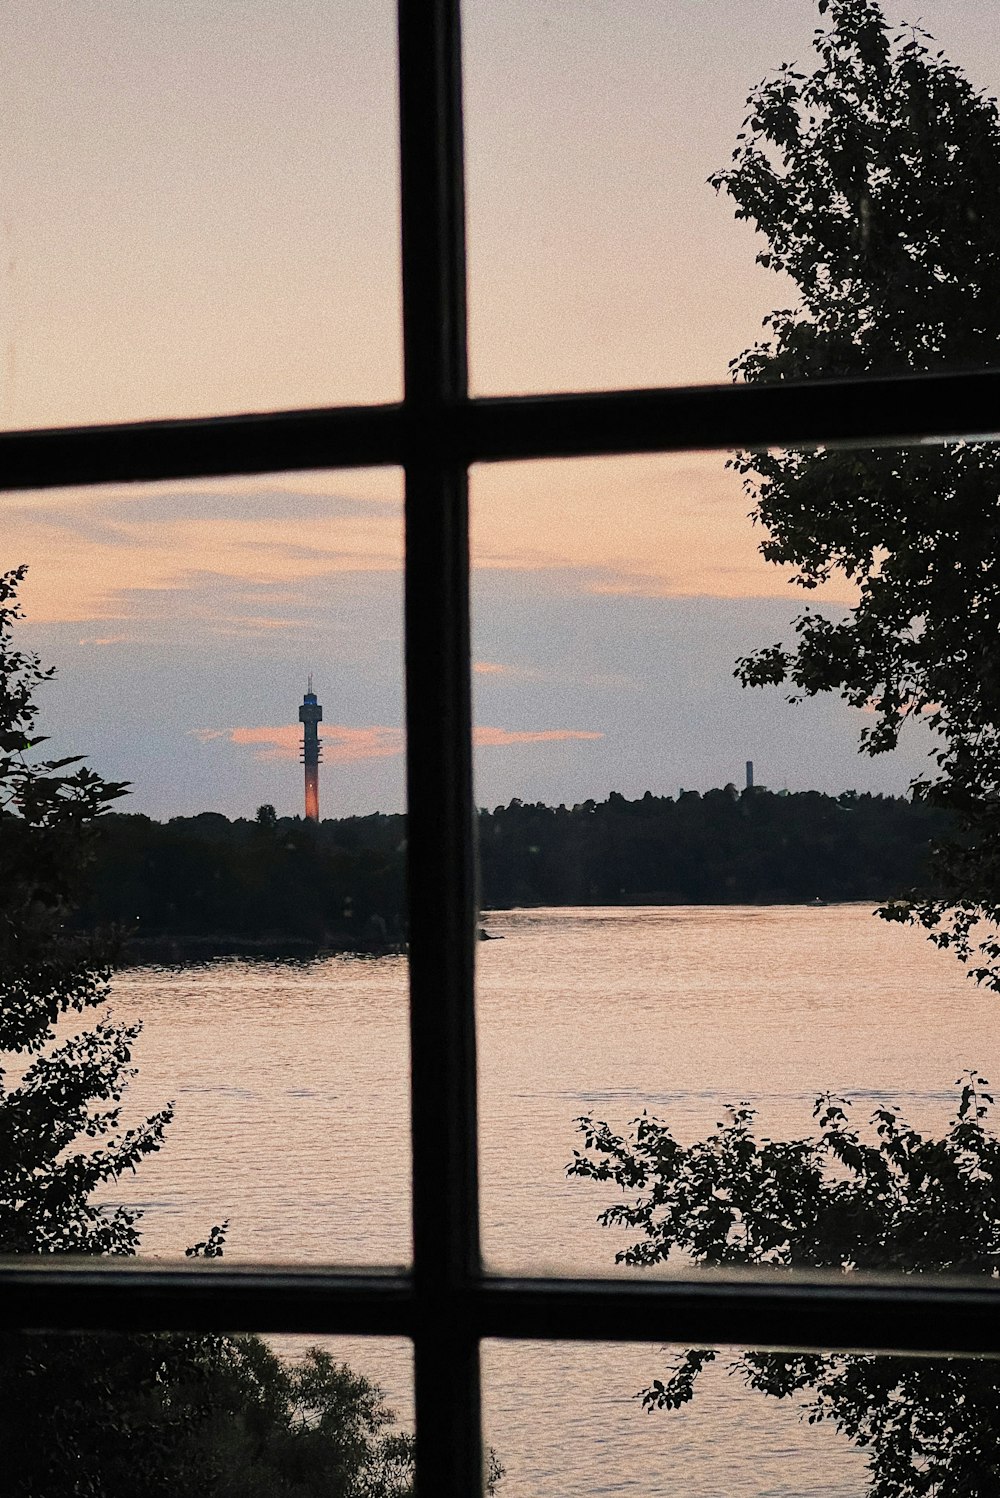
[298,675,323,821]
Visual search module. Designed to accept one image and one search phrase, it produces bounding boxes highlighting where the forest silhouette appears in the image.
[79,788,948,960]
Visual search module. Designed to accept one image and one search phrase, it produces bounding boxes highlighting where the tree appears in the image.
[714,0,1000,985]
[569,1074,1000,1498]
[0,563,417,1495]
[567,9,1000,1492]
[0,563,164,1252]
[0,1333,415,1498]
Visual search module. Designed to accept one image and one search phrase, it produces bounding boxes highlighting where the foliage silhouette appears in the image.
[570,4,1000,1492]
[0,564,415,1495]
[570,1074,1000,1498]
[1,1333,415,1498]
[476,788,944,909]
[0,562,156,1253]
[83,807,408,956]
[255,801,278,829]
[78,787,946,961]
[715,0,1000,986]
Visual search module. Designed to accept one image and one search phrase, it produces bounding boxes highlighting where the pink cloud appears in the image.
[473,726,603,747]
[229,726,301,762]
[229,724,405,764]
[225,722,603,764]
[474,661,514,676]
[322,726,405,763]
[857,697,940,718]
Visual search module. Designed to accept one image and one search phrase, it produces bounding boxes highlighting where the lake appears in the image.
[106,905,998,1497]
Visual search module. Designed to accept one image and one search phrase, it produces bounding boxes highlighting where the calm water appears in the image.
[104,905,998,1497]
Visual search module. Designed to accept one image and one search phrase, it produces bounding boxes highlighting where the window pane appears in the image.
[483,1340,1000,1498]
[472,447,1000,1275]
[0,2,400,429]
[3,471,409,1265]
[1,1331,413,1497]
[464,0,1000,395]
[477,908,987,1277]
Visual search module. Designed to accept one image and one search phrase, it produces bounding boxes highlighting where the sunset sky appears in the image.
[4,0,996,818]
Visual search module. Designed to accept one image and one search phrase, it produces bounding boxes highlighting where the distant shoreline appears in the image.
[117,933,405,967]
[115,899,877,967]
[480,895,874,910]
[86,793,943,958]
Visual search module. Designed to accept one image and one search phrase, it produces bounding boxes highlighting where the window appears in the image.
[4,3,1000,1493]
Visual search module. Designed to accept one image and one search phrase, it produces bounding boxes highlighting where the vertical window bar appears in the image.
[397,2,482,1496]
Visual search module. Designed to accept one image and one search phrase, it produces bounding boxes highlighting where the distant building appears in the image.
[745,760,767,793]
[298,677,323,821]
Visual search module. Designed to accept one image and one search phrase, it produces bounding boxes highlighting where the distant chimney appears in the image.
[746,760,754,791]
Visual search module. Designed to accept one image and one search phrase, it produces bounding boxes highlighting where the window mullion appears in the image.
[398,2,481,1496]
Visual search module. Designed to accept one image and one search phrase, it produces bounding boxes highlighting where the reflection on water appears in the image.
[102,905,993,1497]
[109,954,411,1266]
[477,905,995,1276]
[482,1341,866,1498]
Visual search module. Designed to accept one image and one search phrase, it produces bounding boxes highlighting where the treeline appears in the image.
[81,809,408,961]
[479,788,949,907]
[82,788,949,960]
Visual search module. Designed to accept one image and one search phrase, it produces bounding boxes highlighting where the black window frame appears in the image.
[5,2,1000,1493]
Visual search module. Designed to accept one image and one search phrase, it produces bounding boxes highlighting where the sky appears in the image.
[4,0,998,819]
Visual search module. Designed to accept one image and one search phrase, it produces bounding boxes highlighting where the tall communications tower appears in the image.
[298,676,323,821]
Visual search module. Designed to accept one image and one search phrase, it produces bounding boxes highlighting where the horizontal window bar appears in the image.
[0,403,405,492]
[0,1263,413,1336]
[464,367,1000,462]
[3,367,1000,493]
[477,1275,1000,1359]
[5,1263,1000,1357]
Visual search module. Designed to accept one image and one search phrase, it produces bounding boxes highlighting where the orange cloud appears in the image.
[227,725,299,761]
[857,697,941,719]
[78,634,129,646]
[473,726,603,747]
[229,724,405,764]
[322,727,405,763]
[224,722,603,764]
[473,661,545,681]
